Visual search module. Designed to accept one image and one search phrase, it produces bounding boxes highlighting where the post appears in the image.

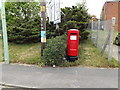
[56,24,60,36]
[108,17,115,60]
[97,19,100,47]
[91,20,93,41]
[1,1,9,64]
[40,1,46,56]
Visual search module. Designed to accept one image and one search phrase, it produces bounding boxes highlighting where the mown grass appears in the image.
[2,42,44,66]
[1,35,119,68]
[9,43,42,65]
[63,38,120,68]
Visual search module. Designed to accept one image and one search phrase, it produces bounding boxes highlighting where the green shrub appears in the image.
[5,2,41,44]
[42,35,67,66]
[80,30,90,40]
[63,21,78,30]
[62,21,90,41]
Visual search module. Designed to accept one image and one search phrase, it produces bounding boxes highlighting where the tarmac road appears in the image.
[0,64,118,88]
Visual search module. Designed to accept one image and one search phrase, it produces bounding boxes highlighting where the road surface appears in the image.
[0,64,118,88]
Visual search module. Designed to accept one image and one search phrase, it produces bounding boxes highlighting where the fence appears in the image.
[0,21,2,62]
[89,18,116,60]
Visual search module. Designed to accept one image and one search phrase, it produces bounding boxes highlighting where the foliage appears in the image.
[5,2,41,44]
[5,2,91,43]
[45,4,91,40]
[101,8,104,21]
[0,20,1,30]
[91,15,98,21]
[0,9,1,20]
[46,21,56,39]
[58,4,91,41]
[61,5,90,23]
[0,10,1,30]
[62,21,89,40]
[42,35,67,66]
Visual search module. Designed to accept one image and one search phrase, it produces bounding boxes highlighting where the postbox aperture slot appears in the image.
[71,33,76,35]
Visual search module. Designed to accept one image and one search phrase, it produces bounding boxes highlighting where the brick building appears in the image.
[101,0,120,31]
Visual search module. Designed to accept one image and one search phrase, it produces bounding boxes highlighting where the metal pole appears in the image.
[1,1,9,64]
[97,19,100,47]
[108,17,115,60]
[40,1,46,56]
[91,20,93,41]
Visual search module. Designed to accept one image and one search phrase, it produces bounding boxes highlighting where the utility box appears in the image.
[67,29,79,62]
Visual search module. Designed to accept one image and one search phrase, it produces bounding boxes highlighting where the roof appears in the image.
[103,0,120,7]
[106,0,120,3]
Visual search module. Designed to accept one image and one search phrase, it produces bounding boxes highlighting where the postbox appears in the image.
[67,29,79,61]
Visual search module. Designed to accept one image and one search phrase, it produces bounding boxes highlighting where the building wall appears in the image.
[118,2,120,31]
[104,1,120,31]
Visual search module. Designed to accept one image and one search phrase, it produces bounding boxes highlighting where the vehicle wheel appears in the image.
[115,38,119,45]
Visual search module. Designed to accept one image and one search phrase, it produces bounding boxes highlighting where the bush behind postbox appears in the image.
[42,35,67,66]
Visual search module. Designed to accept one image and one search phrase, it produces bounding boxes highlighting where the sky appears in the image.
[0,0,108,19]
[60,0,107,19]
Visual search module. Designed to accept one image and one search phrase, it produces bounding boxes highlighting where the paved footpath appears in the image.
[112,45,119,61]
[0,64,118,88]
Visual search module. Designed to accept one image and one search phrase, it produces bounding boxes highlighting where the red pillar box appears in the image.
[67,29,79,61]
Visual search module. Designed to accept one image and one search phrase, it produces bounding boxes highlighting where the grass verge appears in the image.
[9,43,41,65]
[7,43,44,66]
[1,37,119,68]
[63,38,120,68]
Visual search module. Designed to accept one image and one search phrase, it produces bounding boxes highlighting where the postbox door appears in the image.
[68,33,79,56]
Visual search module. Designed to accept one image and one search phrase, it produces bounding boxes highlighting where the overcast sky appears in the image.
[60,0,107,19]
[0,0,108,19]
